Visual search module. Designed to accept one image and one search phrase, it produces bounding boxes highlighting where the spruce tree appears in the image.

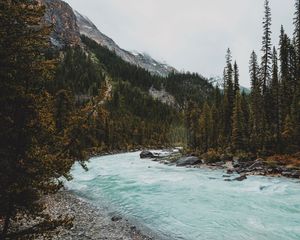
[232,91,244,152]
[233,61,240,98]
[282,114,295,152]
[260,0,272,94]
[199,103,213,152]
[279,26,293,119]
[291,91,300,149]
[223,49,234,143]
[249,51,263,151]
[0,1,90,237]
[270,47,281,147]
[241,91,250,149]
[293,0,300,79]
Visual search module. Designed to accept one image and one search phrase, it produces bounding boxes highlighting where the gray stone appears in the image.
[176,156,201,166]
[282,171,292,177]
[111,216,122,222]
[140,150,154,159]
[291,171,300,179]
[233,160,240,168]
[248,159,264,170]
[234,174,247,181]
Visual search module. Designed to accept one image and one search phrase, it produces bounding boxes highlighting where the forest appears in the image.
[0,1,212,237]
[0,0,300,238]
[186,0,300,159]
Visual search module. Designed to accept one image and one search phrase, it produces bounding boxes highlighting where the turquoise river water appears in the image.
[66,151,300,240]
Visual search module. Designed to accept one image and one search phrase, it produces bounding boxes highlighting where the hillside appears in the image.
[37,0,215,150]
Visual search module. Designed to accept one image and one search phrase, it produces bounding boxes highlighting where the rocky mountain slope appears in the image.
[39,0,176,76]
[75,11,176,77]
[38,0,81,47]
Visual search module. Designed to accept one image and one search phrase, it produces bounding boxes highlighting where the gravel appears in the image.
[3,191,157,240]
[40,191,156,240]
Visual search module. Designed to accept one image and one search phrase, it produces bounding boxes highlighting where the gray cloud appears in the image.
[64,0,294,87]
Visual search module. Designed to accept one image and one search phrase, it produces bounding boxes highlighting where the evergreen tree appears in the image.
[282,114,295,152]
[270,47,281,147]
[241,91,250,149]
[0,1,91,237]
[293,0,300,79]
[249,51,263,151]
[291,22,300,150]
[232,91,244,151]
[233,61,240,98]
[291,89,300,148]
[199,103,213,152]
[223,49,234,143]
[260,0,272,95]
[279,26,293,119]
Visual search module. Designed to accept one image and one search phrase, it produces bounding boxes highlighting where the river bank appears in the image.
[140,150,300,180]
[43,191,156,240]
[65,151,300,240]
[4,190,156,240]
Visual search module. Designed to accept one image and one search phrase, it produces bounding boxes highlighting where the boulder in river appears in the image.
[176,156,201,166]
[234,174,247,181]
[111,215,122,222]
[140,150,155,159]
[224,174,248,182]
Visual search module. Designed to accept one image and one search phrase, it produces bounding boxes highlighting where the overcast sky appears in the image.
[64,0,294,87]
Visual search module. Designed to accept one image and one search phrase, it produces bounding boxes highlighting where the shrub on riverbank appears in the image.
[266,153,300,169]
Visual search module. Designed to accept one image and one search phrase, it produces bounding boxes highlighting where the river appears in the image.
[66,151,300,240]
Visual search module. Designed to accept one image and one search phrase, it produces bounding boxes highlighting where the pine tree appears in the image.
[282,114,295,152]
[233,61,240,98]
[293,0,300,79]
[294,1,300,136]
[223,49,234,143]
[199,103,213,152]
[260,0,272,95]
[241,91,250,149]
[0,1,89,237]
[270,47,281,148]
[55,90,74,132]
[249,51,263,151]
[232,91,244,151]
[291,91,300,149]
[279,26,293,119]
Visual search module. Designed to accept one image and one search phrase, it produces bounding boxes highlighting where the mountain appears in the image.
[39,0,214,107]
[38,0,176,77]
[209,76,251,94]
[38,0,214,149]
[74,11,177,77]
[38,0,81,47]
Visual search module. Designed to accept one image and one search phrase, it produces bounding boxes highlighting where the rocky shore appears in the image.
[140,150,300,181]
[5,191,156,240]
[45,191,157,240]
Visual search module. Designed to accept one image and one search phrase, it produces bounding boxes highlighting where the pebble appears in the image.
[5,191,154,240]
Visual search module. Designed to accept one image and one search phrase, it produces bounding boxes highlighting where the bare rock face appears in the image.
[38,0,81,48]
[149,86,176,107]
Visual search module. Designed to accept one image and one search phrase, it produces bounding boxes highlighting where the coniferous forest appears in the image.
[0,0,300,239]
[187,0,300,159]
